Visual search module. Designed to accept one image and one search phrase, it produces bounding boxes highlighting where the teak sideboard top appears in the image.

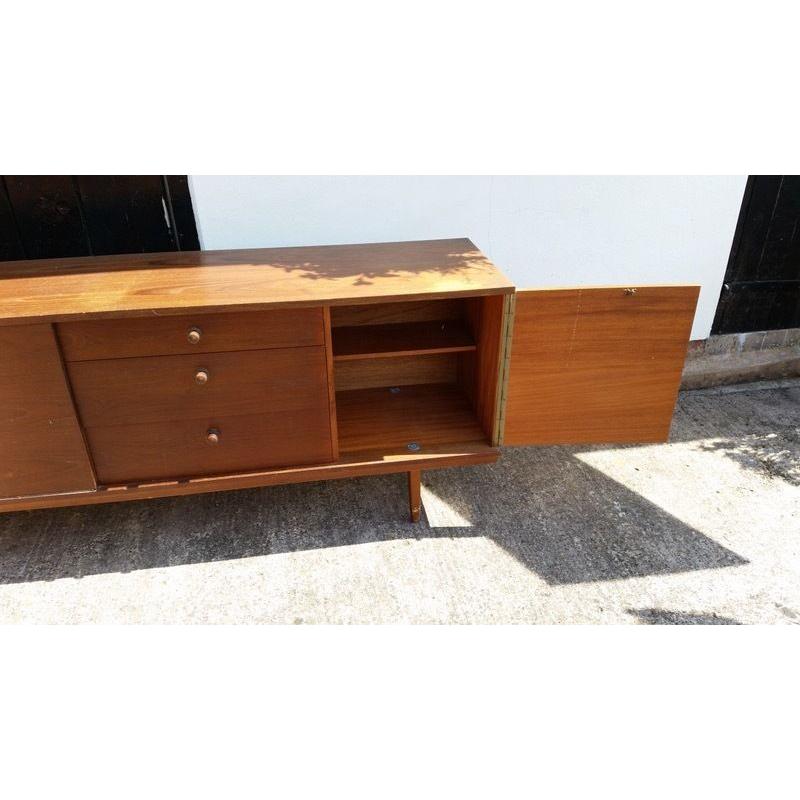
[0,238,514,325]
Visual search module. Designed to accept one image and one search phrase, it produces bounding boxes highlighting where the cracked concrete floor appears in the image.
[0,380,798,624]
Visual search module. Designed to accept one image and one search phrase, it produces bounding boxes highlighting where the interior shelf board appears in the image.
[332,320,476,361]
[336,383,487,453]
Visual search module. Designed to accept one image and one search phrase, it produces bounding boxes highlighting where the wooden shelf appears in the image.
[336,383,487,453]
[332,320,475,361]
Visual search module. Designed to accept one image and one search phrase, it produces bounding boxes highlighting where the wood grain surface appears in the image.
[332,320,475,360]
[0,239,513,325]
[86,408,333,484]
[0,324,95,497]
[68,346,329,427]
[336,383,487,453]
[503,286,699,445]
[330,298,465,327]
[333,353,457,391]
[57,307,324,361]
[322,306,339,460]
[460,294,505,442]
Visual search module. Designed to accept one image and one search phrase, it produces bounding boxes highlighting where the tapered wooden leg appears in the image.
[407,469,421,523]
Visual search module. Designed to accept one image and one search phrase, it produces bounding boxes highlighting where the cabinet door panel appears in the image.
[503,286,699,445]
[0,324,95,497]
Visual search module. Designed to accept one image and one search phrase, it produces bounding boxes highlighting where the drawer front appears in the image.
[68,347,328,427]
[57,307,324,361]
[86,409,333,484]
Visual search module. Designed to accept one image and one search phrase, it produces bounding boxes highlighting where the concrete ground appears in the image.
[0,380,798,624]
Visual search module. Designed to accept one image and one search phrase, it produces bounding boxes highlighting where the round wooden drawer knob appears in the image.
[206,428,220,445]
[187,327,202,344]
[195,369,209,385]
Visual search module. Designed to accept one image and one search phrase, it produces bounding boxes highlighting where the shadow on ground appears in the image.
[13,381,800,589]
[673,382,800,486]
[627,608,741,625]
[0,443,746,587]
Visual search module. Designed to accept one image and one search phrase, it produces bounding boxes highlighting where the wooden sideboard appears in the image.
[0,238,699,520]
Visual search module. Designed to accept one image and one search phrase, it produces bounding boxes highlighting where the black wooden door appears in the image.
[713,176,800,334]
[0,176,199,263]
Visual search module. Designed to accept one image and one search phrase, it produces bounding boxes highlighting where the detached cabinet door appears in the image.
[502,286,699,445]
[0,324,96,498]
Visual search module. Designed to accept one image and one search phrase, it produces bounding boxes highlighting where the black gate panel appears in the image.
[0,180,25,262]
[0,176,200,264]
[713,176,800,333]
[4,176,91,260]
[713,282,800,333]
[76,176,177,255]
[165,176,201,252]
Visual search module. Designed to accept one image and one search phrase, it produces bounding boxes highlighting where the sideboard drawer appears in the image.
[57,307,324,361]
[86,408,334,483]
[68,347,329,427]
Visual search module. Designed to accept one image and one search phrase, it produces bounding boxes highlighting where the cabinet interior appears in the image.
[330,296,505,454]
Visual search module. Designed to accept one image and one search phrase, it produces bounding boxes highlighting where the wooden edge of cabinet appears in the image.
[0,238,516,326]
[491,293,516,446]
[322,306,340,460]
[0,442,498,513]
[0,288,517,328]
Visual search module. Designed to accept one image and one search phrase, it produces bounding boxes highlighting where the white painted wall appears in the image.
[188,176,747,339]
